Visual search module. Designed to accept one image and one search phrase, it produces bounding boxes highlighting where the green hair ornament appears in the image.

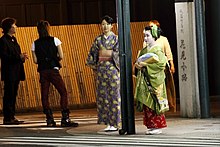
[151,24,158,39]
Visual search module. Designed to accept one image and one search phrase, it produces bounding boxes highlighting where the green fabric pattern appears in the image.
[135,45,169,114]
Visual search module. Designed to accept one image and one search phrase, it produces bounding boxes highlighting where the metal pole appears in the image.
[122,0,135,135]
[117,0,135,135]
[194,0,210,118]
[117,0,128,135]
[124,0,135,135]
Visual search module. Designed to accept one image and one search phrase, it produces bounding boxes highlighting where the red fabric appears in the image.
[40,69,68,110]
[143,105,167,129]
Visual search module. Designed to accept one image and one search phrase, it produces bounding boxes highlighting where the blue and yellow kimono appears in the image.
[86,31,121,128]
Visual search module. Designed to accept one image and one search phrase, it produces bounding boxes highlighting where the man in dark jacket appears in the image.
[0,17,28,125]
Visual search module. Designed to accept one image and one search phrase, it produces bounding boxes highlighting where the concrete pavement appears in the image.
[66,109,220,139]
[1,108,219,139]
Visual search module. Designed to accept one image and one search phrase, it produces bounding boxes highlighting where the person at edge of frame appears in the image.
[0,17,28,125]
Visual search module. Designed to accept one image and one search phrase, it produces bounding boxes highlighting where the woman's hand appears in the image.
[134,62,143,69]
[170,65,175,74]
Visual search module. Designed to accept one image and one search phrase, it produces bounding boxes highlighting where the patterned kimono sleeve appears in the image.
[86,39,99,70]
[155,49,167,70]
[112,36,120,71]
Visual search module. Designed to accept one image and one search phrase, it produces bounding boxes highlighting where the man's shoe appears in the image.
[61,119,78,127]
[61,109,78,127]
[46,119,56,127]
[12,118,24,124]
[3,118,23,125]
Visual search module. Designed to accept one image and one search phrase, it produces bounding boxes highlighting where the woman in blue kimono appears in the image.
[86,15,121,132]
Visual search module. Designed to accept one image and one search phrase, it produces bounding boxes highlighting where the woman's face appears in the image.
[101,19,113,34]
[144,30,154,44]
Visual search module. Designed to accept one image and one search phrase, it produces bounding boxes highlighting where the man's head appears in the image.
[1,17,17,34]
[37,20,50,38]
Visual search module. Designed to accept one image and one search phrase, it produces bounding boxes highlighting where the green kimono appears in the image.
[135,45,169,114]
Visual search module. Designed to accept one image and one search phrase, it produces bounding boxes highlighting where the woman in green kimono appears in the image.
[86,15,120,132]
[134,24,169,135]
